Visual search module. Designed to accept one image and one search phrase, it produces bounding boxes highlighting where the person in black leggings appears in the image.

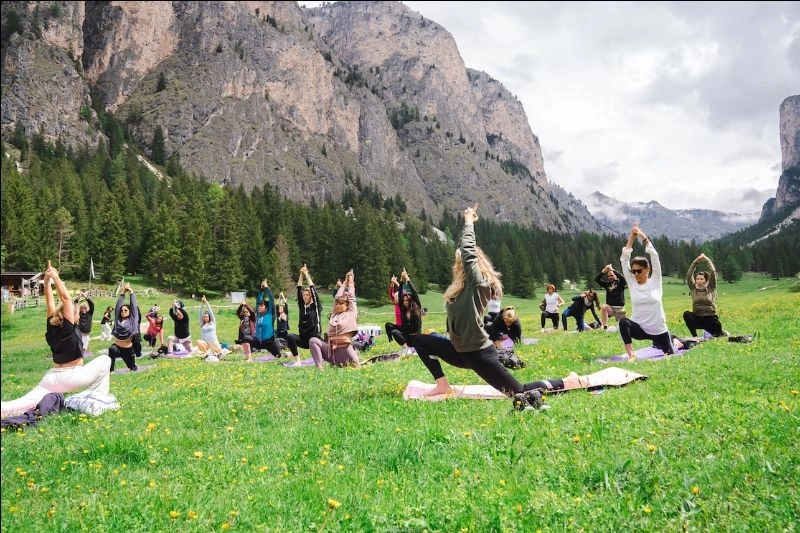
[413,205,548,411]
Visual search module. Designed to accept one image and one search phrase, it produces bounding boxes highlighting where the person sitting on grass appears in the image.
[1,261,112,419]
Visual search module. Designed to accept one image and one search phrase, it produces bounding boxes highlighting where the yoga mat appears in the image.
[163,352,192,359]
[523,338,539,345]
[403,367,648,401]
[596,346,686,364]
[363,353,401,365]
[282,357,316,367]
[113,364,155,374]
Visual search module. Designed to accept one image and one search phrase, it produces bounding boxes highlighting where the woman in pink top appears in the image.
[308,270,360,369]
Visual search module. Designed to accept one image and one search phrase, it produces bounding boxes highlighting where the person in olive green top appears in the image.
[682,253,726,337]
[412,205,549,411]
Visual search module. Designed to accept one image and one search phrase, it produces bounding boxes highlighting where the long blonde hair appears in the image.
[49,302,65,326]
[443,247,503,303]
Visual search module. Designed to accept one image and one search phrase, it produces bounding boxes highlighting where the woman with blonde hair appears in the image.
[412,205,549,411]
[308,269,360,368]
[487,305,522,347]
[1,261,112,419]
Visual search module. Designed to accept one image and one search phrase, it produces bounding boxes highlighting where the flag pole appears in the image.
[88,257,93,291]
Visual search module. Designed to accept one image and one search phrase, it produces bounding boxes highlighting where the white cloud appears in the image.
[399,1,798,214]
[301,1,798,214]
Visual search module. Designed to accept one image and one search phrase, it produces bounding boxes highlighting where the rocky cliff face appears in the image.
[761,95,800,220]
[0,1,595,232]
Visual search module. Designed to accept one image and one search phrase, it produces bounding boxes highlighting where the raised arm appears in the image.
[687,254,703,287]
[705,254,717,289]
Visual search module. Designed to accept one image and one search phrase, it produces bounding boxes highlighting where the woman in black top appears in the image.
[285,264,322,367]
[109,283,140,371]
[387,269,422,356]
[2,261,112,419]
[487,306,523,347]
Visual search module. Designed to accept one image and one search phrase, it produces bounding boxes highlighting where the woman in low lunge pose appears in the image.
[308,269,360,369]
[618,223,674,360]
[412,205,549,411]
[1,261,112,419]
[386,268,423,356]
[683,253,727,338]
[284,264,323,367]
[109,282,140,372]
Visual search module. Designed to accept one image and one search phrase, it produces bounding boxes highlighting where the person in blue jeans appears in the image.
[562,290,600,332]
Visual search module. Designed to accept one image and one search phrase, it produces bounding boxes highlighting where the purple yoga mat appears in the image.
[596,346,686,364]
[282,357,316,367]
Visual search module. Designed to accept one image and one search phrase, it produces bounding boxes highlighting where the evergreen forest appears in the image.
[2,132,798,303]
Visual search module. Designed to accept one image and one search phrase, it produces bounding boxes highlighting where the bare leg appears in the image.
[424,376,454,397]
[600,305,611,329]
[242,342,252,361]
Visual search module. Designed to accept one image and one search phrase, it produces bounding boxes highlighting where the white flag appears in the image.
[90,258,95,279]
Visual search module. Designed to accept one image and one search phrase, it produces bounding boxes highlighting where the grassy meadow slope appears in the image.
[1,273,798,532]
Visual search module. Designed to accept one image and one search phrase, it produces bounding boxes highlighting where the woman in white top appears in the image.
[196,295,222,357]
[540,283,565,330]
[618,223,673,360]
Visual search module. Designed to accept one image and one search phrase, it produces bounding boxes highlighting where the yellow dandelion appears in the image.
[338,465,344,471]
[573,436,581,443]
[221,522,230,530]
[644,505,652,513]
[574,497,581,504]
[119,480,127,487]
[229,510,239,517]
[791,390,798,395]
[515,504,523,513]
[187,510,198,520]
[193,451,203,458]
[319,460,327,465]
[46,508,56,520]
[149,481,157,488]
[258,466,268,473]
[169,510,181,519]
[377,479,384,487]
[648,445,656,453]
[240,458,248,463]
[328,498,342,509]
[454,468,461,478]
[463,431,471,438]
[691,486,700,495]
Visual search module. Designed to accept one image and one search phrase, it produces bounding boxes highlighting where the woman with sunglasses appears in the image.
[618,223,674,360]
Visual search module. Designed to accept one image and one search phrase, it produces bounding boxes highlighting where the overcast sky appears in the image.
[304,2,799,214]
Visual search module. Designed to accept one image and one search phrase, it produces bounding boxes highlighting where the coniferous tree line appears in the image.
[2,133,798,305]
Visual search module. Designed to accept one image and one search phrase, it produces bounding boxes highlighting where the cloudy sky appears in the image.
[400,1,800,215]
[305,1,799,215]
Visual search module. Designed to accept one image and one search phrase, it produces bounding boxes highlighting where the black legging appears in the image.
[413,334,541,397]
[250,336,283,357]
[540,311,559,329]
[277,331,298,356]
[385,322,401,343]
[682,311,724,337]
[109,344,137,371]
[618,318,674,354]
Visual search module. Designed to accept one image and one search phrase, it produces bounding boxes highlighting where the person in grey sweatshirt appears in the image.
[412,205,548,410]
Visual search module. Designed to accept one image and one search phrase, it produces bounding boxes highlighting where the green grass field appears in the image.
[1,274,798,532]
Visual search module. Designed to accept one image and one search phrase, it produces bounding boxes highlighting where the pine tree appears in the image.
[721,255,742,283]
[151,125,166,165]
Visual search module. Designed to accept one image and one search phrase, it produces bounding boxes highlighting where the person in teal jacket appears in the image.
[251,279,283,357]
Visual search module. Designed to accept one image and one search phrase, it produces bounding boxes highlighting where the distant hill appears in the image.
[584,191,759,242]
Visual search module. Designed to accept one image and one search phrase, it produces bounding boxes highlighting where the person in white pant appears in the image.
[1,261,111,419]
